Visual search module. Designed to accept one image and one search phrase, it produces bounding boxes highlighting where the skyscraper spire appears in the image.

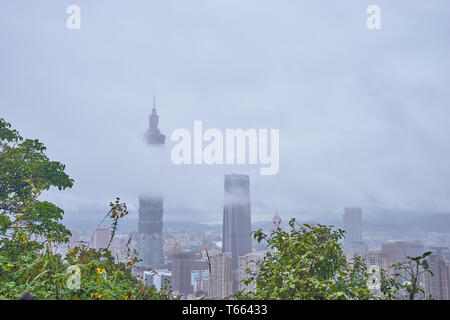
[145,95,165,145]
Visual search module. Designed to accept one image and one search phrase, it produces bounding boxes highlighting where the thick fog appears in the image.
[1,1,450,224]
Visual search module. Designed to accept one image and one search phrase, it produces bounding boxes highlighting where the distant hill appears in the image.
[63,210,450,234]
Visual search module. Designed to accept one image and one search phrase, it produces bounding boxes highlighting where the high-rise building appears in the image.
[143,269,171,291]
[423,253,449,300]
[171,252,194,296]
[343,207,362,242]
[421,247,450,300]
[69,229,80,248]
[138,100,165,269]
[137,196,165,268]
[381,241,425,264]
[380,241,427,298]
[222,174,252,268]
[222,174,252,293]
[208,253,233,299]
[343,207,365,255]
[93,227,110,249]
[362,251,393,272]
[192,270,209,295]
[238,252,264,293]
[346,242,368,258]
[430,247,450,262]
[361,251,394,295]
[145,96,165,146]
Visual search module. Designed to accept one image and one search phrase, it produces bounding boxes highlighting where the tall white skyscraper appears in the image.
[69,229,80,248]
[93,227,110,249]
[208,253,233,299]
[238,252,264,293]
[423,253,449,300]
[343,207,362,242]
[343,207,365,255]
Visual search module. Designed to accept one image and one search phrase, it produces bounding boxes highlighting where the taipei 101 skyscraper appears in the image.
[144,95,165,145]
[137,96,166,269]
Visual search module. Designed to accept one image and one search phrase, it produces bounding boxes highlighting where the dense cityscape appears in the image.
[2,2,450,310]
[60,105,450,300]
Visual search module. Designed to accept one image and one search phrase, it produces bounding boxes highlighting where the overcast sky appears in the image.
[1,1,450,225]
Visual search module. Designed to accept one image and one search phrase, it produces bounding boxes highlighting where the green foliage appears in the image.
[0,199,175,300]
[88,197,129,251]
[379,251,433,300]
[235,219,374,300]
[0,118,435,300]
[0,243,175,300]
[62,243,174,300]
[0,118,73,244]
[0,119,174,300]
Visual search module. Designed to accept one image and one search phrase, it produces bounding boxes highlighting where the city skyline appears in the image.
[2,0,450,304]
[63,202,450,300]
[2,1,450,225]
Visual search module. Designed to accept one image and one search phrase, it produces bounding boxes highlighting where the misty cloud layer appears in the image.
[1,1,450,224]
